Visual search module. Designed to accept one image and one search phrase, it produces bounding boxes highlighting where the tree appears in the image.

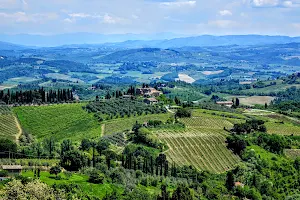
[43,136,56,157]
[235,98,240,107]
[175,108,191,118]
[89,170,105,184]
[0,139,17,158]
[80,139,92,151]
[226,171,235,190]
[227,135,247,155]
[61,139,73,154]
[60,150,87,171]
[171,184,193,200]
[2,179,63,199]
[50,166,61,178]
[96,139,110,156]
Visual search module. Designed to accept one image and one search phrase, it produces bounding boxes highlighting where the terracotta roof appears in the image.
[234,182,245,187]
[1,165,22,170]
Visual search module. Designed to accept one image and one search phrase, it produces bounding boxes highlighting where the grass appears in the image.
[103,113,171,135]
[155,110,241,173]
[21,171,123,198]
[246,145,287,163]
[0,106,20,141]
[13,103,102,142]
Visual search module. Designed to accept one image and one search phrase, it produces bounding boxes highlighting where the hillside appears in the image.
[13,103,102,142]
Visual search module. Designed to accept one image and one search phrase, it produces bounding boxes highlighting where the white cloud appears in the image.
[63,18,74,23]
[102,14,128,24]
[0,11,58,23]
[219,10,232,16]
[68,13,101,18]
[251,0,279,7]
[160,1,196,8]
[208,20,239,28]
[250,0,300,7]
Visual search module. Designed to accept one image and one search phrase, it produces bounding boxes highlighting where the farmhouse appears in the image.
[1,165,22,175]
[136,87,163,97]
[216,101,233,107]
[144,98,159,105]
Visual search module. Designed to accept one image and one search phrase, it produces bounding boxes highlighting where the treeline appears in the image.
[0,88,74,104]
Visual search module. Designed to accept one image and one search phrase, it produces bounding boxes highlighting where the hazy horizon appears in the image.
[0,0,300,36]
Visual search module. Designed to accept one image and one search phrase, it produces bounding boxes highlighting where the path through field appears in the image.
[14,115,23,143]
[101,124,105,136]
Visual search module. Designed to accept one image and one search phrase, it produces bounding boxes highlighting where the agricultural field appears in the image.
[13,103,102,142]
[227,96,275,106]
[284,149,300,159]
[0,106,21,141]
[244,109,300,136]
[103,113,171,135]
[156,111,241,173]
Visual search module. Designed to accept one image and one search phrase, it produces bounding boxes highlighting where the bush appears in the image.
[89,170,105,184]
[175,108,192,118]
[0,170,8,177]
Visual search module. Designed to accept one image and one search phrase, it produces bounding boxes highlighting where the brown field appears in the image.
[228,96,275,106]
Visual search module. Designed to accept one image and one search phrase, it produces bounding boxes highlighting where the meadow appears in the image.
[13,103,102,142]
[21,171,124,199]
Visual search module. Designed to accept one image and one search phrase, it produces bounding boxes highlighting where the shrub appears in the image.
[89,170,105,184]
[175,108,192,118]
[0,170,8,177]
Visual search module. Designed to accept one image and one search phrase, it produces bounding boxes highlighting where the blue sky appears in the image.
[0,0,299,36]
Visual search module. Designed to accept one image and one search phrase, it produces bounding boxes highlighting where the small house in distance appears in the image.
[144,98,159,105]
[136,87,163,97]
[216,101,233,107]
[1,165,22,175]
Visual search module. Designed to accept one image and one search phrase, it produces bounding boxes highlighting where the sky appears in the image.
[0,0,299,36]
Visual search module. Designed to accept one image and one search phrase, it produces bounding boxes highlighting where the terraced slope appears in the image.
[0,106,20,141]
[156,111,241,173]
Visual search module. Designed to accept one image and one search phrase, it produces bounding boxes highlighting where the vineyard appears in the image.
[284,149,300,159]
[103,113,171,135]
[156,111,241,173]
[13,103,102,142]
[0,106,20,141]
[265,122,300,136]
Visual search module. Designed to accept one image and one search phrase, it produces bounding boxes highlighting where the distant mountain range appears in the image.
[0,34,300,49]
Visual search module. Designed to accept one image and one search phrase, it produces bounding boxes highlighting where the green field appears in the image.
[103,113,172,135]
[13,103,102,142]
[21,171,123,199]
[0,106,20,141]
[156,111,241,173]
